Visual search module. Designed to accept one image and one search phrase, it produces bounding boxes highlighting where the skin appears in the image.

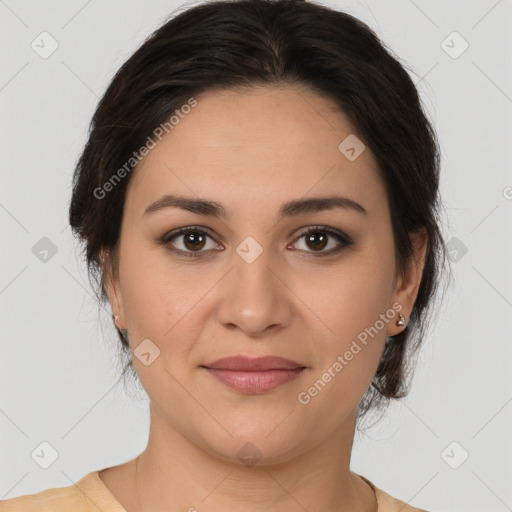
[99,84,428,512]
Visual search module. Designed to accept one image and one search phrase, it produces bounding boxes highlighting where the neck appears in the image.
[132,404,377,512]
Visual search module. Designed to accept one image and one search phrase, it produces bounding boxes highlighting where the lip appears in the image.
[204,356,304,371]
[201,356,306,394]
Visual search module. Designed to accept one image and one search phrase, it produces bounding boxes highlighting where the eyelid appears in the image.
[292,224,349,240]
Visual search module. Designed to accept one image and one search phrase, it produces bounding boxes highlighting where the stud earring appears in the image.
[396,313,406,326]
[113,315,129,343]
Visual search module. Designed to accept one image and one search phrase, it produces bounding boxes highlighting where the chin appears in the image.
[205,436,306,468]
[189,414,316,468]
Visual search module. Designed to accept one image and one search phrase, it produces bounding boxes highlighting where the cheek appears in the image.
[295,281,390,417]
[119,244,214,358]
[300,249,395,386]
[121,263,175,335]
[308,256,393,335]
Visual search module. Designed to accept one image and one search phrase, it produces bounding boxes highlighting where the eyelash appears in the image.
[160,225,353,258]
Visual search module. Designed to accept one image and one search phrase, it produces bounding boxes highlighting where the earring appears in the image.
[396,313,406,326]
[113,315,129,343]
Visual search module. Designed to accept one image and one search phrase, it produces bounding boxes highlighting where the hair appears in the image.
[69,0,451,428]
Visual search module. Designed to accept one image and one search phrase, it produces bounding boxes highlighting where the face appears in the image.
[104,84,426,465]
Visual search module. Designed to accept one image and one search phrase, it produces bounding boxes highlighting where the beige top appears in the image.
[0,471,430,511]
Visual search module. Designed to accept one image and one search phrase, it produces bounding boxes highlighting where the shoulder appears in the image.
[0,482,85,512]
[358,474,432,512]
[374,488,432,512]
[0,471,124,512]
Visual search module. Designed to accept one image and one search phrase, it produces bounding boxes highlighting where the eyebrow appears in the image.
[143,194,368,220]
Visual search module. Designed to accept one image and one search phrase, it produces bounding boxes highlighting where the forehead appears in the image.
[125,84,385,220]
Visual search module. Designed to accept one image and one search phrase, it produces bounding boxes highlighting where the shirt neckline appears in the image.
[78,470,128,512]
[86,469,385,511]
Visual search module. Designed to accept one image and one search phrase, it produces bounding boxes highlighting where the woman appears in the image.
[0,0,448,510]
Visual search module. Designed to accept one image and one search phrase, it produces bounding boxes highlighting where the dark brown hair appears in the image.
[69,0,450,425]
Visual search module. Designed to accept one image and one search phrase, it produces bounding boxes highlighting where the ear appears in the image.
[387,228,428,337]
[100,248,126,330]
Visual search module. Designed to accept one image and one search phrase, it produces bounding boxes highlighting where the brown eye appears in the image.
[162,225,352,259]
[304,231,328,251]
[162,227,220,257]
[182,231,207,251]
[291,227,352,256]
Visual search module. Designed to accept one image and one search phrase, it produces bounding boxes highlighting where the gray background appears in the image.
[1,1,511,511]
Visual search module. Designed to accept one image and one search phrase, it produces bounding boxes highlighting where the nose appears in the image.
[215,246,293,338]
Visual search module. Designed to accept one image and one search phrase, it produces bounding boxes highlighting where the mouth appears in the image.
[200,356,307,394]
